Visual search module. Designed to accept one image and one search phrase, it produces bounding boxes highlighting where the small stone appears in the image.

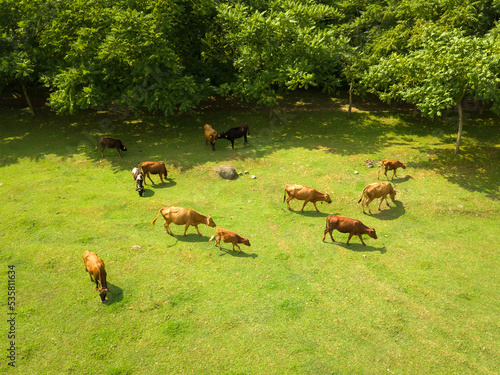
[354,171,359,174]
[244,170,249,174]
[251,175,256,179]
[132,245,141,250]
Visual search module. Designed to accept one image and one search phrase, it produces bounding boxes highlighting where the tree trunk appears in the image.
[21,83,36,116]
[455,101,463,154]
[348,80,353,119]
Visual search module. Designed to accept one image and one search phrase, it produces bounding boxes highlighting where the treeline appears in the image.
[1,0,499,150]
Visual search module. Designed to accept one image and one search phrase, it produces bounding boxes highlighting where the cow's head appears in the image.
[218,131,227,139]
[206,215,216,228]
[324,193,332,204]
[242,237,251,246]
[401,162,406,169]
[121,145,127,151]
[367,228,377,240]
[389,189,397,201]
[97,287,111,303]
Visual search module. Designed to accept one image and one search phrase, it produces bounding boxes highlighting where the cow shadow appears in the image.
[103,283,123,305]
[323,241,387,254]
[381,175,413,183]
[146,178,176,189]
[217,247,258,258]
[292,210,331,218]
[364,200,405,220]
[141,189,155,197]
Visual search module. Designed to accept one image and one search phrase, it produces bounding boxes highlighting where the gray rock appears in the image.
[215,165,239,180]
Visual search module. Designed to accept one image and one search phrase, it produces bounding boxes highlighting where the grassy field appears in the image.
[1,93,499,374]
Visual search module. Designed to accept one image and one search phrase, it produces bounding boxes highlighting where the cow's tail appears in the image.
[151,209,162,225]
[357,187,366,204]
[283,188,287,202]
[209,229,218,242]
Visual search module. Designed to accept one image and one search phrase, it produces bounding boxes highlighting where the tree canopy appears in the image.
[1,0,499,151]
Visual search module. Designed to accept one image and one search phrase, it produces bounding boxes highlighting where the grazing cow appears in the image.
[358,182,397,214]
[284,184,332,212]
[139,161,169,185]
[94,136,127,158]
[322,215,377,246]
[132,167,145,197]
[209,228,251,252]
[152,207,216,236]
[82,251,110,303]
[218,124,249,149]
[378,159,406,180]
[203,124,218,151]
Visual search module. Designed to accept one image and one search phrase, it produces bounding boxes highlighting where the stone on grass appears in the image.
[216,165,239,180]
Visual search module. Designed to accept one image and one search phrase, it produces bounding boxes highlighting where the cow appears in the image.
[209,228,251,252]
[322,215,377,246]
[358,182,397,214]
[203,124,218,151]
[139,161,169,185]
[151,207,216,236]
[132,167,145,196]
[378,159,406,180]
[82,251,110,303]
[218,124,249,149]
[284,184,332,212]
[94,136,127,158]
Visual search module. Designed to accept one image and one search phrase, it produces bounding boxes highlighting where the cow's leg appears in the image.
[364,198,374,214]
[231,139,235,149]
[146,173,155,185]
[101,146,105,158]
[164,222,173,235]
[216,236,221,249]
[234,243,241,252]
[190,224,202,236]
[286,196,293,210]
[301,200,310,212]
[322,227,334,242]
[243,133,248,145]
[116,148,122,158]
[358,234,367,246]
[384,168,389,180]
[159,173,164,184]
[312,201,320,212]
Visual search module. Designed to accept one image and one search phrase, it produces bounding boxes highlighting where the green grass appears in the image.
[1,93,499,374]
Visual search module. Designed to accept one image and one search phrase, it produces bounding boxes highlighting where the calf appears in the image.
[94,136,127,158]
[152,206,216,236]
[132,167,145,196]
[203,124,218,151]
[358,182,397,214]
[322,215,377,246]
[139,161,169,185]
[82,251,110,302]
[284,184,332,212]
[209,228,251,252]
[218,124,249,149]
[378,159,406,180]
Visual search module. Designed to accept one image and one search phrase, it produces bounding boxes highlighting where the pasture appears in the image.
[1,93,499,374]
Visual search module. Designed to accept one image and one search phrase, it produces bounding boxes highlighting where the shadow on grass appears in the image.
[323,241,386,254]
[290,209,331,218]
[363,200,406,220]
[104,282,123,305]
[216,247,258,258]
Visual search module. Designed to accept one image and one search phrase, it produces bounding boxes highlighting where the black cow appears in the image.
[218,124,249,149]
[95,137,127,158]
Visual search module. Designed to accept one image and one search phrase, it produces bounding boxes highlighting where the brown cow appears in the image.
[152,207,216,236]
[209,228,251,252]
[322,215,377,246]
[284,184,332,212]
[378,159,406,180]
[82,251,110,302]
[358,182,397,214]
[203,124,218,151]
[139,161,169,185]
[94,136,127,158]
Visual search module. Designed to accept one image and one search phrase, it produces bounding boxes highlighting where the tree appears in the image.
[205,0,346,105]
[363,27,500,153]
